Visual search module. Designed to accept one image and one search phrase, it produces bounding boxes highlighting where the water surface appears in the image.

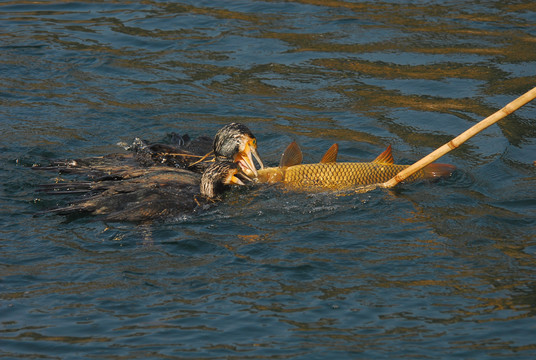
[1,1,535,359]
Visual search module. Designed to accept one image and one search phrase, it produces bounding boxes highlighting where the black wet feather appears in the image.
[35,123,258,222]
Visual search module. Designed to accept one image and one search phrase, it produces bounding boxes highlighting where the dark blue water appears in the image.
[2,1,536,358]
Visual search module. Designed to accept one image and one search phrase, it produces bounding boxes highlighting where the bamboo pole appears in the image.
[380,86,536,189]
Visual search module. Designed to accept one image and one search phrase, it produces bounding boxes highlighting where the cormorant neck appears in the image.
[200,161,231,198]
[200,176,221,198]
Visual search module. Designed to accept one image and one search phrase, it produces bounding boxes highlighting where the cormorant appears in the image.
[35,123,263,222]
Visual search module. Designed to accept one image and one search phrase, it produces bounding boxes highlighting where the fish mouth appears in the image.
[236,140,264,177]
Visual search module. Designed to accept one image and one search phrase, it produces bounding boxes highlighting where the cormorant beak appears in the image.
[226,168,252,186]
[229,175,245,186]
[236,138,264,178]
[252,146,264,169]
[235,171,253,184]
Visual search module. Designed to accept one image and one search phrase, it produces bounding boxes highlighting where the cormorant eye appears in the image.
[252,139,257,147]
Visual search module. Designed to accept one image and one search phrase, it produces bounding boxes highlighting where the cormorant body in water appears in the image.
[35,123,263,222]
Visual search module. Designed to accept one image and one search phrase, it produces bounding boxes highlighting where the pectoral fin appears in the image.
[373,145,394,164]
[320,143,338,163]
[279,141,303,168]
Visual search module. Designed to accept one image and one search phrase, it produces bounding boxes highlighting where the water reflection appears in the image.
[1,0,536,358]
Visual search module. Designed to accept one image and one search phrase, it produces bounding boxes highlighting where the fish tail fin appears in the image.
[423,163,456,179]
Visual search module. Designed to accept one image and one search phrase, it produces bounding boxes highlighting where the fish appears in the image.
[255,142,455,189]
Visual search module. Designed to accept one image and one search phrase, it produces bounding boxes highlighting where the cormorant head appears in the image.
[200,161,251,198]
[213,123,264,177]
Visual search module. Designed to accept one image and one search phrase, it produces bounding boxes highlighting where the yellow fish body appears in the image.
[256,142,455,189]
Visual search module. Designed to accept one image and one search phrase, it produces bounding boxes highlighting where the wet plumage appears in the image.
[35,123,263,222]
[35,132,215,180]
[43,162,242,222]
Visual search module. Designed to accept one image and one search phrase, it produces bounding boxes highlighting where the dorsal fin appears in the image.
[279,141,303,168]
[373,145,394,164]
[320,143,338,163]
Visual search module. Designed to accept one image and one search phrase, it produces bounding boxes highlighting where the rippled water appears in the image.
[2,1,536,358]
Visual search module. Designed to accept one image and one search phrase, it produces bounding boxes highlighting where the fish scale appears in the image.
[283,162,425,188]
[254,142,455,189]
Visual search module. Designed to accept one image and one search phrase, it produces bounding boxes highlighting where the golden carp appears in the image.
[255,142,455,189]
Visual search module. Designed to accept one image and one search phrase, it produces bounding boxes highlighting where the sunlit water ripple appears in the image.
[1,1,535,359]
